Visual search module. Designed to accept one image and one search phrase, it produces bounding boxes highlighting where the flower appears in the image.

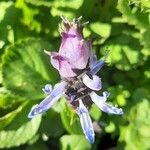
[28,17,123,144]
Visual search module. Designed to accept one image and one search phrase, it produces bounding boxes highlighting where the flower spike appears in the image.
[28,17,124,143]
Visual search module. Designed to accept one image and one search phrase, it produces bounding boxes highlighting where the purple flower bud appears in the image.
[45,17,90,78]
[59,17,90,69]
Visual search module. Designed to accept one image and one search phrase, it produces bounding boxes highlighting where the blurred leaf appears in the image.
[27,134,39,145]
[0,87,26,108]
[90,104,101,121]
[117,0,150,65]
[25,0,52,7]
[0,1,19,49]
[16,0,41,32]
[0,102,23,130]
[116,94,126,106]
[60,135,91,150]
[101,31,143,70]
[60,98,82,134]
[144,70,150,79]
[108,85,130,106]
[90,22,111,38]
[119,99,150,150]
[0,1,19,27]
[0,102,42,148]
[40,109,64,137]
[132,88,149,102]
[105,121,116,133]
[26,140,48,150]
[0,70,2,84]
[117,0,150,30]
[141,29,150,56]
[129,0,150,11]
[50,0,84,18]
[78,0,118,22]
[2,38,58,100]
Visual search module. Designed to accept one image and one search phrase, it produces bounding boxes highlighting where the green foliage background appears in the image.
[0,0,150,150]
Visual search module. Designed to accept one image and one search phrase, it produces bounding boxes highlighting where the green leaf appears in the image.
[0,70,2,84]
[0,102,24,130]
[0,1,19,48]
[26,140,49,150]
[0,87,26,108]
[50,0,84,18]
[0,102,42,148]
[0,1,19,26]
[141,29,150,56]
[117,0,150,60]
[2,38,58,100]
[103,44,140,70]
[90,22,111,38]
[60,135,91,150]
[25,0,52,7]
[39,109,64,137]
[101,30,143,70]
[105,121,116,133]
[132,88,149,102]
[128,0,150,11]
[16,0,41,32]
[90,104,101,121]
[119,99,150,150]
[60,98,82,134]
[117,0,150,30]
[78,0,118,22]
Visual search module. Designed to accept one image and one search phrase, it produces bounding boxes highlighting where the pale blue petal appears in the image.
[89,54,97,68]
[82,74,101,91]
[42,84,52,94]
[90,60,105,75]
[77,100,95,143]
[90,91,110,102]
[28,81,67,118]
[90,92,123,115]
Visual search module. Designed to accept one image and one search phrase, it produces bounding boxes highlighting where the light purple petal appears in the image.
[28,81,67,118]
[90,60,105,75]
[90,91,110,102]
[90,92,123,115]
[77,100,95,143]
[42,84,52,94]
[51,57,76,78]
[59,17,90,70]
[44,50,76,78]
[59,39,90,70]
[82,74,102,91]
